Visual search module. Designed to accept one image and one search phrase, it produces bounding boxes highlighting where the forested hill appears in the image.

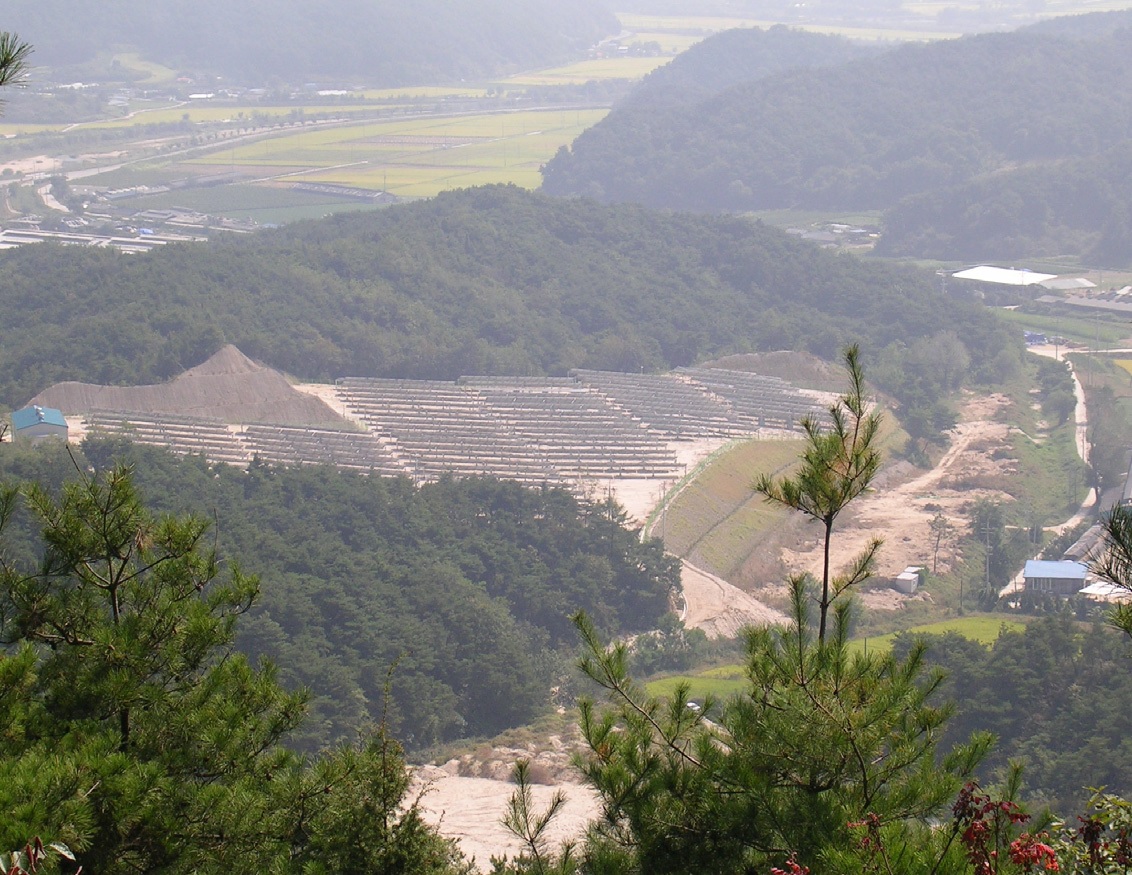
[0,438,678,750]
[0,185,1013,411]
[3,0,616,85]
[541,14,1132,213]
[539,26,879,201]
[899,617,1132,814]
[600,25,878,111]
[876,143,1132,266]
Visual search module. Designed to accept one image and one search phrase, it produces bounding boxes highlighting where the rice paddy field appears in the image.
[181,108,607,197]
[503,56,673,87]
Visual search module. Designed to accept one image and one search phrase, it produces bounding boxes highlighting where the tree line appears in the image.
[0,185,1016,431]
[877,142,1132,267]
[0,437,678,752]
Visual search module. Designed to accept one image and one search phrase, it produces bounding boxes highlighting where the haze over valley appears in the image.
[6,3,1132,871]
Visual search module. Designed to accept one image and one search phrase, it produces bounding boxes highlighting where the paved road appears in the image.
[1001,344,1096,596]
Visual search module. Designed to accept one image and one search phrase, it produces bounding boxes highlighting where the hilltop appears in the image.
[0,185,1015,418]
[541,12,1132,264]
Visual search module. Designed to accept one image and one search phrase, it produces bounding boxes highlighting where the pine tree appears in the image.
[570,586,991,873]
[754,344,882,643]
[0,464,467,873]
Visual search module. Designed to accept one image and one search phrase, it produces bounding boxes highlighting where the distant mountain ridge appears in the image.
[3,0,618,85]
[541,12,1132,238]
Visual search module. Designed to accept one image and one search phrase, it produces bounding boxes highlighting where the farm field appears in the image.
[645,615,1026,700]
[616,12,957,41]
[46,102,403,133]
[158,108,609,201]
[504,56,673,86]
[998,308,1132,348]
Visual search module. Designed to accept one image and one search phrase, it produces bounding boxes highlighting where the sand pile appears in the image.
[30,345,345,426]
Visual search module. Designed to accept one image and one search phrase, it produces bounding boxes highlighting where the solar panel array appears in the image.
[81,368,832,484]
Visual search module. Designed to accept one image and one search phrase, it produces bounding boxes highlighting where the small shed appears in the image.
[1023,559,1088,597]
[11,405,69,443]
[893,565,924,595]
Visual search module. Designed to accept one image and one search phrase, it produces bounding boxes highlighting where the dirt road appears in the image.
[680,560,789,637]
[780,394,1017,587]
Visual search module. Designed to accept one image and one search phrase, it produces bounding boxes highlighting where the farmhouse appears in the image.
[10,405,69,443]
[1022,559,1088,597]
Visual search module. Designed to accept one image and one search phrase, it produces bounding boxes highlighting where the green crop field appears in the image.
[646,672,747,701]
[358,86,488,100]
[645,615,1025,700]
[848,615,1027,655]
[0,123,58,136]
[999,309,1131,347]
[68,103,382,131]
[174,108,606,199]
[504,56,672,86]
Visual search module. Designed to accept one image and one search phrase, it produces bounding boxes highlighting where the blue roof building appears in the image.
[11,405,69,443]
[1023,559,1088,597]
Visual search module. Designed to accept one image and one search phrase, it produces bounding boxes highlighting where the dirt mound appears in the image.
[30,345,345,426]
[701,350,846,392]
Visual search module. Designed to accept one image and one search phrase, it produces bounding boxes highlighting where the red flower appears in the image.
[770,855,810,875]
[1009,833,1060,872]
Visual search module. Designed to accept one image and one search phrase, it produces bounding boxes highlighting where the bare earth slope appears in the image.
[31,345,344,425]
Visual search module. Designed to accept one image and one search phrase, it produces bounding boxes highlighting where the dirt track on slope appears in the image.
[778,394,1017,599]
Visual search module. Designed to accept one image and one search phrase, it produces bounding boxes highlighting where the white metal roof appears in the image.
[1040,277,1097,290]
[1023,559,1088,579]
[952,266,1057,286]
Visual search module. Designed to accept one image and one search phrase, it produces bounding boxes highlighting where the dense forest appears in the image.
[0,185,1016,422]
[877,143,1132,266]
[590,25,878,114]
[896,617,1132,816]
[542,14,1132,237]
[1,0,616,85]
[1,459,476,873]
[0,437,677,751]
